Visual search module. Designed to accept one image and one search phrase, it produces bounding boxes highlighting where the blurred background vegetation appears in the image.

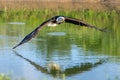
[0,0,120,10]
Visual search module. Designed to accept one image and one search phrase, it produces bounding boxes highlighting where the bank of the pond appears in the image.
[0,0,120,11]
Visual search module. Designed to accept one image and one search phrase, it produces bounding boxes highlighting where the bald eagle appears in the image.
[13,16,106,49]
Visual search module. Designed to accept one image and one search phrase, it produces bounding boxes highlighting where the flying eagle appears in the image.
[13,16,106,49]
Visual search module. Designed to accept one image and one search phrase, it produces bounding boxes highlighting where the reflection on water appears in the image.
[13,50,106,77]
[47,32,66,36]
[0,10,120,80]
[7,22,25,25]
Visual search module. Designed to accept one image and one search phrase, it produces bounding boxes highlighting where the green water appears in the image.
[0,10,120,80]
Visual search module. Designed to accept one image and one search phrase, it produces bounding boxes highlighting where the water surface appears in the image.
[0,10,120,80]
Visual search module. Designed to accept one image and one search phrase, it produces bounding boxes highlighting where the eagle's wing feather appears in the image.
[65,17,106,32]
[13,18,53,49]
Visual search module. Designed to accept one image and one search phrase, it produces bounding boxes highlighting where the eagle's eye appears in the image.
[56,17,65,23]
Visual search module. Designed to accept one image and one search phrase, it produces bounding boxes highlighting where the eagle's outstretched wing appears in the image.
[65,17,106,32]
[12,18,54,49]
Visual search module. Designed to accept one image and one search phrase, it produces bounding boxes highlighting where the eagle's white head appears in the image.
[47,16,65,27]
[56,16,65,24]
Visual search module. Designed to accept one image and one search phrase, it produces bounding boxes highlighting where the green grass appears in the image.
[0,9,118,22]
[0,74,10,80]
